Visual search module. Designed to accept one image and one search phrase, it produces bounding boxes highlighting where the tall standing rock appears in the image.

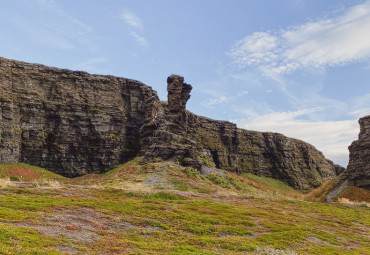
[344,115,370,189]
[167,75,191,114]
[140,74,201,169]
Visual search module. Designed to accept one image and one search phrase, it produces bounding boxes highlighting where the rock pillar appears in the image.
[139,75,201,169]
[167,74,192,113]
[344,115,370,189]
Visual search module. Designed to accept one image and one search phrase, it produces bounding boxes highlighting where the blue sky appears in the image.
[1,0,370,166]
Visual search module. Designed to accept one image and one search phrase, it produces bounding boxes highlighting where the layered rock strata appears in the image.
[344,115,370,189]
[0,57,158,176]
[0,57,338,191]
[187,114,336,191]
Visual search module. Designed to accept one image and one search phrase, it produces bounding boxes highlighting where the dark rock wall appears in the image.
[0,57,157,176]
[187,113,336,191]
[0,57,337,191]
[344,115,370,189]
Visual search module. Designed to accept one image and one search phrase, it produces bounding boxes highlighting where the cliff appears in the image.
[0,57,337,191]
[0,57,158,176]
[343,115,370,189]
[186,115,336,191]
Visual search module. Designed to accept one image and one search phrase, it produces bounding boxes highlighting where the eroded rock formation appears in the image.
[0,57,338,191]
[344,115,370,189]
[140,74,201,169]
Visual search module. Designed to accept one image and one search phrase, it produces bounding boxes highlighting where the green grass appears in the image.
[0,186,368,254]
[0,161,368,254]
[242,173,296,192]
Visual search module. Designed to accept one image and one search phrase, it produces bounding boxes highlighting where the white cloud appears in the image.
[129,31,148,47]
[120,10,148,47]
[229,32,278,67]
[349,108,370,118]
[237,90,249,96]
[201,88,249,108]
[10,14,75,50]
[121,10,143,29]
[228,1,370,77]
[233,109,359,166]
[72,57,108,74]
[203,95,233,107]
[10,0,98,51]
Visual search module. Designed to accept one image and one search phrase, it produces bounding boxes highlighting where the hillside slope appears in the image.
[0,162,368,254]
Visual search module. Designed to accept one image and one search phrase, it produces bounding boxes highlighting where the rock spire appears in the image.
[344,115,370,189]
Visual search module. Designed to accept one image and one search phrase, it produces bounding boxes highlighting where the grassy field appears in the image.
[0,160,368,254]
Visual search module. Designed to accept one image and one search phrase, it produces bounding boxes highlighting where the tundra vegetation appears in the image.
[0,160,368,254]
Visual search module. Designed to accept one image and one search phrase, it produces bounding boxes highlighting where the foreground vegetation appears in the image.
[0,161,368,254]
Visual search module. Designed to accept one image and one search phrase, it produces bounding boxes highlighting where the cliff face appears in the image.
[0,57,158,176]
[0,57,337,191]
[186,114,336,191]
[344,115,370,189]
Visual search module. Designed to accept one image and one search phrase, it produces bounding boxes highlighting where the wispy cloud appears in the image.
[129,31,148,47]
[72,57,108,74]
[6,0,99,51]
[228,0,370,77]
[203,95,233,107]
[9,13,75,50]
[121,10,143,29]
[201,88,249,108]
[233,108,359,166]
[120,10,148,47]
[349,109,370,118]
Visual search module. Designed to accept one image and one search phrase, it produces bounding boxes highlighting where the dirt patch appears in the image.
[10,207,135,246]
[52,246,79,254]
[200,166,226,178]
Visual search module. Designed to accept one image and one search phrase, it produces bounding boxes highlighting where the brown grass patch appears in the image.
[338,186,370,203]
[304,179,340,202]
[243,176,269,191]
[65,224,82,231]
[7,167,40,181]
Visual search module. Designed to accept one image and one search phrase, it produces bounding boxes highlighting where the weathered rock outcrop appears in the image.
[140,74,201,169]
[343,115,370,189]
[186,114,336,191]
[0,57,158,176]
[0,57,338,191]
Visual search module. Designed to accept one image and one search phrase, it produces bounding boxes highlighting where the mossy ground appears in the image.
[0,161,368,254]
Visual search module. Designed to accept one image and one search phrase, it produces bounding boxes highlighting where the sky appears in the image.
[1,0,369,167]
